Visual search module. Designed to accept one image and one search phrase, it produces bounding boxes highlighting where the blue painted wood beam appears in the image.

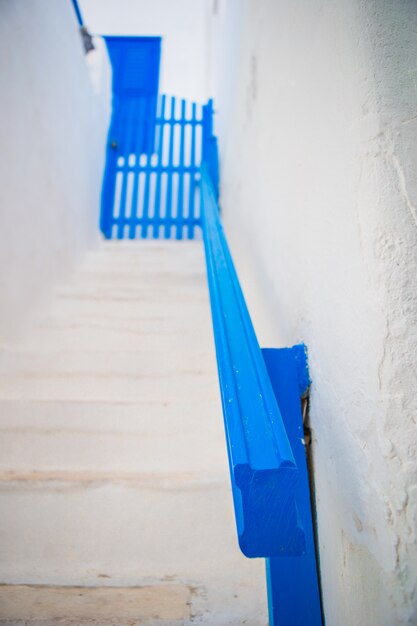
[200,167,305,558]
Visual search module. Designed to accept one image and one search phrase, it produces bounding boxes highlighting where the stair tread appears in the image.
[0,240,267,624]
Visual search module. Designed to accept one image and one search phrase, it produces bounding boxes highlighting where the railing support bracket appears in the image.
[262,346,323,626]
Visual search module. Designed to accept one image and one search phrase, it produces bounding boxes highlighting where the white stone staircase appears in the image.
[0,240,267,625]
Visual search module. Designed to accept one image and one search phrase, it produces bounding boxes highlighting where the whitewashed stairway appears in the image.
[0,240,267,626]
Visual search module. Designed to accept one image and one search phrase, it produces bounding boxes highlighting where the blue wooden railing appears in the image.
[200,167,304,558]
[200,164,323,625]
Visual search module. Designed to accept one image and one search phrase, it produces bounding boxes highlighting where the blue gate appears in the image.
[101,95,214,240]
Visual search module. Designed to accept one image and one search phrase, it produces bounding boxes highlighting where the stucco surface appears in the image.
[0,0,109,341]
[210,1,417,624]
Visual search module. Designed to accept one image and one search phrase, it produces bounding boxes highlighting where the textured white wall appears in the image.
[210,1,417,625]
[80,0,210,103]
[0,0,110,341]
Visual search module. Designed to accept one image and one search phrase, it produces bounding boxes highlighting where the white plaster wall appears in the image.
[209,1,417,624]
[86,35,112,104]
[0,0,110,341]
[80,0,210,103]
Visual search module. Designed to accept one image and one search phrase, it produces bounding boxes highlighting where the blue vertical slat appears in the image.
[141,95,157,238]
[202,99,219,200]
[176,100,186,240]
[152,95,166,239]
[117,98,135,238]
[204,100,219,200]
[187,103,197,239]
[129,96,147,238]
[164,97,176,239]
[100,132,117,237]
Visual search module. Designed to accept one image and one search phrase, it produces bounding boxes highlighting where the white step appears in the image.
[0,240,268,624]
[0,473,267,625]
[0,582,194,626]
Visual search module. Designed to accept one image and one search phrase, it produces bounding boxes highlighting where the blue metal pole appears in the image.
[70,0,84,26]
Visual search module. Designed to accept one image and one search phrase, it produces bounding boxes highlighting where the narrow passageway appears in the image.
[0,240,267,625]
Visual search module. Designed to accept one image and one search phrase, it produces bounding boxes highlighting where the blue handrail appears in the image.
[200,166,305,558]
